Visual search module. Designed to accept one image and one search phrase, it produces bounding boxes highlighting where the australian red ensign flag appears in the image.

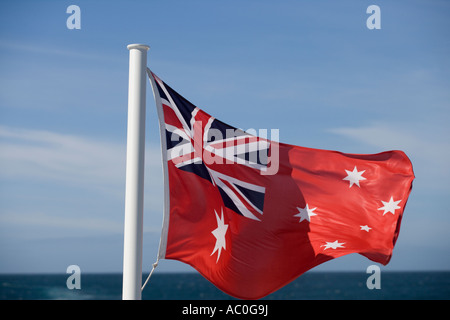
[148,70,414,299]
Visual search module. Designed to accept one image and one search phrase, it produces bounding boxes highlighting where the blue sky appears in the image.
[0,0,449,274]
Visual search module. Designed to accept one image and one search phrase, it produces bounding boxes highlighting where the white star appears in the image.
[378,196,402,215]
[360,225,372,232]
[294,204,317,223]
[211,208,228,263]
[321,240,345,250]
[343,166,366,188]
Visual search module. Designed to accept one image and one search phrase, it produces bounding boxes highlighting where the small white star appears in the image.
[343,166,366,188]
[378,196,401,215]
[211,208,228,263]
[321,240,345,250]
[294,204,317,223]
[360,225,372,232]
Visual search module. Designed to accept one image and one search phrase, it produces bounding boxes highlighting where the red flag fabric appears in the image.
[148,71,415,299]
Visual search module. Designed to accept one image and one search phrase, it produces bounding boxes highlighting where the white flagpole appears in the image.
[122,43,149,300]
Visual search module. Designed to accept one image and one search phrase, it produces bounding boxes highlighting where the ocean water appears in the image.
[0,272,449,300]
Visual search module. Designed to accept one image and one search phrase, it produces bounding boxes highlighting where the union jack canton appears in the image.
[149,70,273,221]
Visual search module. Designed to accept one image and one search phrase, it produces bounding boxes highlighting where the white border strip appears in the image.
[147,68,170,259]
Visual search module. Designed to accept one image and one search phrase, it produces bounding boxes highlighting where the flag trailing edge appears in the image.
[147,69,415,299]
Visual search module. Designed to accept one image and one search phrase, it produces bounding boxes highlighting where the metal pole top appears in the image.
[127,44,150,51]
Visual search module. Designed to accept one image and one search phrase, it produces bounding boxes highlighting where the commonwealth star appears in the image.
[211,208,229,263]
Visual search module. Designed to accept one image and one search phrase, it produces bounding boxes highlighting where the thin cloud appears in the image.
[0,210,161,236]
[0,125,164,241]
[0,125,162,195]
[0,125,126,190]
[0,41,122,63]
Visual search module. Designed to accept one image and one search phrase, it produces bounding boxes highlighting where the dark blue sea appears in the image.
[1,272,449,300]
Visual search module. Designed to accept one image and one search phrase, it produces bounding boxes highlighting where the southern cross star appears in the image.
[321,240,345,250]
[343,166,366,188]
[378,196,401,215]
[294,204,317,223]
